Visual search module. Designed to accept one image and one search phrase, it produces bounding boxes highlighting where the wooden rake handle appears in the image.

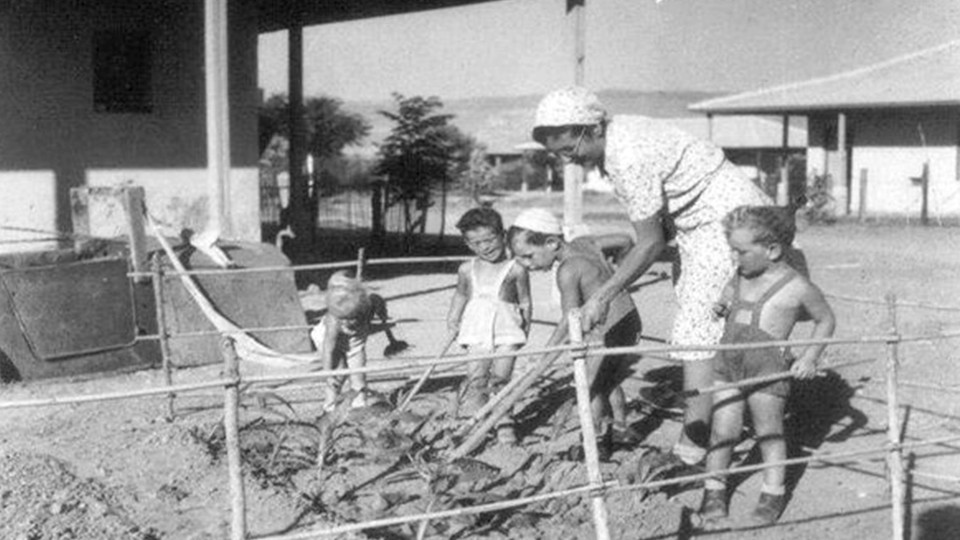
[397,332,457,412]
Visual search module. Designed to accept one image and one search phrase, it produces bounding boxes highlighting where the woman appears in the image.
[532,86,773,465]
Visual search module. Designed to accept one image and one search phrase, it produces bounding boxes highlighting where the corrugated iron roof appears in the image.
[690,40,960,115]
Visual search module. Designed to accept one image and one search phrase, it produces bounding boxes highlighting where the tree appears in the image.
[459,144,498,207]
[260,94,370,162]
[258,94,370,243]
[375,94,467,247]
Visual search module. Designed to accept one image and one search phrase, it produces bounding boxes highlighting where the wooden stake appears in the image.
[356,247,366,280]
[567,310,611,540]
[221,337,247,540]
[121,186,149,283]
[151,256,176,421]
[885,294,905,540]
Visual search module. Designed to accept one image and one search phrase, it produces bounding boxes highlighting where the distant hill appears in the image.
[340,89,727,157]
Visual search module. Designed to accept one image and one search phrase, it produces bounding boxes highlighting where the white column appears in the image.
[563,0,586,231]
[204,0,230,237]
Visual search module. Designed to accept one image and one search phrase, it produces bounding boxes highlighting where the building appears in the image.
[0,0,499,252]
[690,40,960,221]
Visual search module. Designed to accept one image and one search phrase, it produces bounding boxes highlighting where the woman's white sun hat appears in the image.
[534,86,608,129]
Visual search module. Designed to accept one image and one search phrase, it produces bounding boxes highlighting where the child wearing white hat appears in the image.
[509,208,642,456]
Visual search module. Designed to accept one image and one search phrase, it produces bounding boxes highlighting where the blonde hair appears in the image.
[325,271,369,319]
[723,205,797,247]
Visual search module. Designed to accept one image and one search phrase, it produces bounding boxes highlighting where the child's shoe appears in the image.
[609,421,642,446]
[671,442,707,466]
[698,488,728,522]
[495,420,518,446]
[750,492,786,525]
[350,390,368,409]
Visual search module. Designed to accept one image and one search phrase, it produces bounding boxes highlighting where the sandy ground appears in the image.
[1,193,959,539]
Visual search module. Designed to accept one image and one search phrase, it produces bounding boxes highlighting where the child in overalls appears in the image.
[447,207,531,444]
[699,206,835,527]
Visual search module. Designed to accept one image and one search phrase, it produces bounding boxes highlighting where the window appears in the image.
[93,30,152,113]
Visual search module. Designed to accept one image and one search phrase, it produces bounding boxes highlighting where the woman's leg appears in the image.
[682,360,715,450]
[673,222,735,462]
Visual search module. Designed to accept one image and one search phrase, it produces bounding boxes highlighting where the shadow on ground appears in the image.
[723,370,868,508]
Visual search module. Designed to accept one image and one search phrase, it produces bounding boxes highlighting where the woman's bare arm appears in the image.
[581,213,665,330]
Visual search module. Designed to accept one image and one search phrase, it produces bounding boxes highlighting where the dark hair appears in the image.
[723,205,797,247]
[456,207,504,235]
[531,124,602,146]
[507,226,556,247]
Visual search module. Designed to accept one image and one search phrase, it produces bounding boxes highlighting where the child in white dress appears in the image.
[447,207,531,443]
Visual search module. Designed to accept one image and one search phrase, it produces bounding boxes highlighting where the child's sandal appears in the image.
[351,388,390,410]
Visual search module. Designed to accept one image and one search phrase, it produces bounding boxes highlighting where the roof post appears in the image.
[778,115,789,205]
[204,0,230,238]
[287,13,313,244]
[563,0,586,234]
[837,112,849,215]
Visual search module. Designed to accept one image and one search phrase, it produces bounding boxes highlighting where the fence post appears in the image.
[858,168,868,222]
[121,186,149,283]
[151,255,176,421]
[221,337,247,540]
[356,247,365,280]
[884,294,905,540]
[920,162,930,227]
[568,311,612,540]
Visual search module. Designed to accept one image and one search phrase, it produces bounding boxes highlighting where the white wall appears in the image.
[0,0,262,250]
[850,147,959,218]
[807,110,960,218]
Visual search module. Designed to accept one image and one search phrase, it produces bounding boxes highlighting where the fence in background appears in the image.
[1,253,959,540]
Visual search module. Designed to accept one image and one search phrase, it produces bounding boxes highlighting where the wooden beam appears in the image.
[287,18,311,241]
[563,0,586,232]
[204,0,230,237]
[837,112,849,215]
[257,0,504,33]
[778,115,789,205]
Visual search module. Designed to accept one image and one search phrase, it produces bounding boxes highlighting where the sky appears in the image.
[257,0,960,103]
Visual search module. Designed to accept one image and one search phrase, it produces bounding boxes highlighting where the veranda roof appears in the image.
[690,40,960,115]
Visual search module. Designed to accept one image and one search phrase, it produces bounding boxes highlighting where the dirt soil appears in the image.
[1,193,959,540]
